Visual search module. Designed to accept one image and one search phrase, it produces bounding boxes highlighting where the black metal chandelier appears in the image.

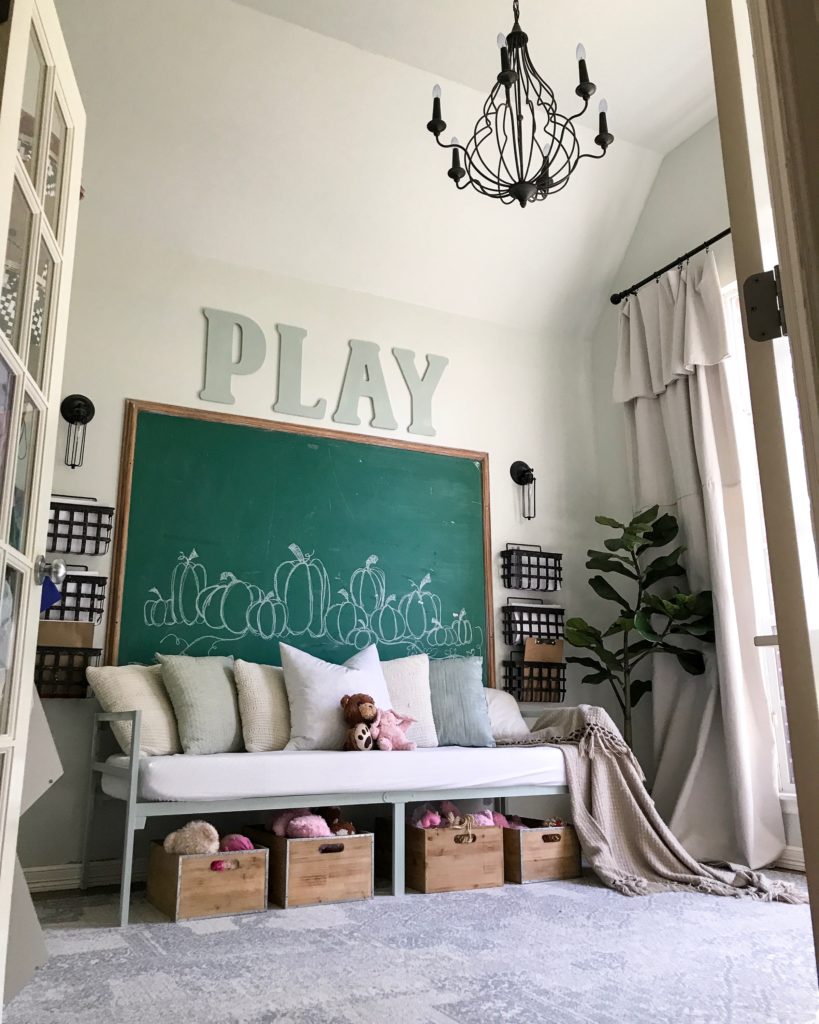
[426,0,613,207]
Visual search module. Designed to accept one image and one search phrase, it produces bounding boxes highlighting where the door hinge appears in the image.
[743,265,787,341]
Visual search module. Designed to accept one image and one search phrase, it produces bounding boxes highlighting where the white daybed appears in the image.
[82,711,568,925]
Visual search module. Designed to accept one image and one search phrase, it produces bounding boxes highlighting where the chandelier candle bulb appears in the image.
[595,99,614,151]
[427,83,446,137]
[498,33,511,74]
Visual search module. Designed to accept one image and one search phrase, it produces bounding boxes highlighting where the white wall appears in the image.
[18,0,663,870]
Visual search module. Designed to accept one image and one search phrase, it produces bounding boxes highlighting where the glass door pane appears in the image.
[26,237,54,386]
[0,565,23,734]
[0,181,34,353]
[17,32,46,189]
[0,355,16,488]
[44,99,67,233]
[8,396,39,553]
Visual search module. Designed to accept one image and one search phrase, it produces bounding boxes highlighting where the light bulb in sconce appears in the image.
[432,84,441,99]
[598,98,608,113]
[576,43,586,61]
[451,136,459,146]
[497,33,507,49]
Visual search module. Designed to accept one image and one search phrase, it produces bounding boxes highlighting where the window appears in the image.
[721,284,818,794]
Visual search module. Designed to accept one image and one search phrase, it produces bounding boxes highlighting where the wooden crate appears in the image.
[146,841,268,921]
[405,824,504,894]
[246,827,373,908]
[503,820,582,884]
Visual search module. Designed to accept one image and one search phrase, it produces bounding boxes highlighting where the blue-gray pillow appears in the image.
[428,657,495,747]
[157,654,241,755]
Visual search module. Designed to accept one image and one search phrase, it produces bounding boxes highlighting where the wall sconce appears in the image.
[60,394,95,469]
[510,460,536,520]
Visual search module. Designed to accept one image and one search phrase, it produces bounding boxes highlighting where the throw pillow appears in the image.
[484,687,530,740]
[87,664,181,756]
[281,643,392,751]
[234,660,291,752]
[428,656,495,747]
[157,654,242,755]
[381,653,438,748]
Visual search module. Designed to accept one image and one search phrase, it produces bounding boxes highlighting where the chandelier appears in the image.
[425,0,613,207]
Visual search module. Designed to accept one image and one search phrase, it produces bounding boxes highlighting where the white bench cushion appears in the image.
[101,745,565,803]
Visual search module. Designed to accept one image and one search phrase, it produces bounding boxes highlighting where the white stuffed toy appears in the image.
[163,819,219,855]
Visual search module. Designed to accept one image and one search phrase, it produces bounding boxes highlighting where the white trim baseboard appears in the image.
[23,859,147,893]
[776,845,805,872]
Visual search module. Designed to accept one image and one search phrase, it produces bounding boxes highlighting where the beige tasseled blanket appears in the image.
[498,704,806,903]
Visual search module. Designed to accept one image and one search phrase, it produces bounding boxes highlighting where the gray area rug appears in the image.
[7,875,817,1024]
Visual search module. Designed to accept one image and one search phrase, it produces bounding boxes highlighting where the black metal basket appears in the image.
[47,501,114,556]
[502,598,564,646]
[500,544,562,591]
[502,654,566,704]
[42,573,108,623]
[34,646,101,698]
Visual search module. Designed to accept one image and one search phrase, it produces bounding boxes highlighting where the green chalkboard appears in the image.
[110,402,494,680]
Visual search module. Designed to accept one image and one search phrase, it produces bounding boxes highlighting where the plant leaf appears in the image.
[630,505,660,527]
[581,670,608,685]
[589,575,631,610]
[586,555,639,580]
[640,513,679,550]
[630,679,653,706]
[604,616,635,637]
[661,643,706,675]
[566,655,606,671]
[595,515,624,529]
[634,610,663,643]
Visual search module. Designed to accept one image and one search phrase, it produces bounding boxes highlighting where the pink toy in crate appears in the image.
[411,805,441,829]
[219,834,254,852]
[268,808,311,837]
[471,808,495,828]
[370,709,417,751]
[438,801,462,821]
[287,814,333,838]
[491,811,510,829]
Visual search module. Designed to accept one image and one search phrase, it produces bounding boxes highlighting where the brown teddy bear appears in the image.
[340,693,377,751]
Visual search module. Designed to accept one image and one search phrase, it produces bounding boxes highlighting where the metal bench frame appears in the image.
[81,711,568,926]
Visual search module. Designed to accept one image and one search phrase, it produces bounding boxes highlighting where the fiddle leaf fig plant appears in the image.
[565,506,715,749]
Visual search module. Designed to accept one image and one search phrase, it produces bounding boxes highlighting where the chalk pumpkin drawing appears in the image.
[147,548,484,659]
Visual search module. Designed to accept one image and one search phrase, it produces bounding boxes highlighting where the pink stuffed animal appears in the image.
[471,808,495,828]
[491,811,510,829]
[411,805,441,829]
[219,834,254,852]
[287,814,332,838]
[268,808,311,837]
[370,708,416,751]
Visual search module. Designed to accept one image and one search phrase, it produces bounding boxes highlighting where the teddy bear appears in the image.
[163,820,219,855]
[370,708,417,751]
[340,693,378,751]
[318,806,357,836]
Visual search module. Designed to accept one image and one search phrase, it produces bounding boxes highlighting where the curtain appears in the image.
[613,251,785,868]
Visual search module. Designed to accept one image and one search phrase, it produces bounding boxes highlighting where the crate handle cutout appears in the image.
[318,843,345,854]
[542,834,562,844]
[209,858,241,871]
[453,833,477,845]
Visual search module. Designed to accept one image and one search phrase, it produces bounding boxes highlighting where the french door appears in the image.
[0,0,84,1007]
[706,0,819,956]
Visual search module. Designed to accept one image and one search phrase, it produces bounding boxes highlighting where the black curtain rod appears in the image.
[610,227,732,305]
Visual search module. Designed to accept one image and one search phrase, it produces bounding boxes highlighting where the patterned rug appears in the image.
[6,875,817,1024]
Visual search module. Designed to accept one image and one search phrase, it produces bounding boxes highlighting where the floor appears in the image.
[6,875,817,1024]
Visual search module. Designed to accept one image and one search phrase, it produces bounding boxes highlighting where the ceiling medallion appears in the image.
[426,0,613,207]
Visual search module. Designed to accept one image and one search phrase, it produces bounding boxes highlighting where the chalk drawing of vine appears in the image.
[145,547,484,658]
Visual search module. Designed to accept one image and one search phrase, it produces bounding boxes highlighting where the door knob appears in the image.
[34,555,67,587]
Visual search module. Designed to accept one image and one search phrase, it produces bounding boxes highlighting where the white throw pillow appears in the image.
[87,664,181,756]
[234,660,291,752]
[381,653,438,748]
[484,687,530,740]
[281,643,392,751]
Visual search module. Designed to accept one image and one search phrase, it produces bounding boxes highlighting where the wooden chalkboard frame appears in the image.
[107,400,496,684]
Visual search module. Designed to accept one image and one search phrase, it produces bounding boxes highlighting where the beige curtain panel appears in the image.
[613,251,785,869]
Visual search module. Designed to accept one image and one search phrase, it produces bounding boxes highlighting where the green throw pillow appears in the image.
[157,654,242,755]
[428,656,495,748]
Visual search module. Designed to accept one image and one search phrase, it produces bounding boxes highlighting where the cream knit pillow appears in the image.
[234,660,291,752]
[381,653,438,748]
[86,664,181,756]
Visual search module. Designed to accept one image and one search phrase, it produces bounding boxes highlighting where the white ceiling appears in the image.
[234,0,717,154]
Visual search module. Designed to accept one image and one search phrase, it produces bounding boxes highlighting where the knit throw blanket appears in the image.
[497,704,806,903]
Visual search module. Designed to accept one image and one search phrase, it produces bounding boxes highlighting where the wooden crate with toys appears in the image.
[246,807,374,909]
[146,821,268,922]
[405,801,504,894]
[502,816,582,884]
